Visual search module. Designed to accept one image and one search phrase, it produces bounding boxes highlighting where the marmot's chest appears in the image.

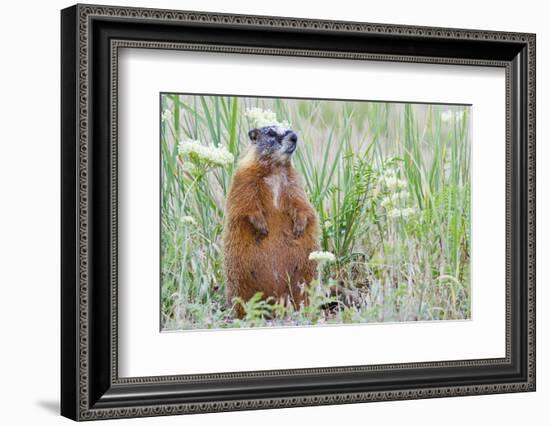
[263,173,289,209]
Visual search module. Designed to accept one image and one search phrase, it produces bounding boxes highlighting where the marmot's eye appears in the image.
[267,129,277,137]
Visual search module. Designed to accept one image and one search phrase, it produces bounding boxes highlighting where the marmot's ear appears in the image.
[248,128,260,143]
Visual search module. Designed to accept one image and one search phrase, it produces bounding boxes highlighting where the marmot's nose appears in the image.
[288,132,298,143]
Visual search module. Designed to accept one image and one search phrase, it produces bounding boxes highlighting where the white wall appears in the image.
[0,0,546,424]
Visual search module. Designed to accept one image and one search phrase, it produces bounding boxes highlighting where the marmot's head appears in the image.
[247,125,298,165]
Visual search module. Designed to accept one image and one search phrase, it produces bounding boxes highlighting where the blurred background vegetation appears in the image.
[160,94,471,330]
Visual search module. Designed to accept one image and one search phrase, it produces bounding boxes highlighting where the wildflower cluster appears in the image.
[161,109,172,123]
[387,207,416,219]
[309,251,336,263]
[380,169,407,191]
[178,139,234,168]
[179,216,197,226]
[244,107,290,128]
[377,167,417,220]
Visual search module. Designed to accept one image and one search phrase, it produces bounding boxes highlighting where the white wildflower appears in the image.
[178,139,234,167]
[388,207,416,219]
[383,169,396,179]
[161,109,172,123]
[401,207,416,217]
[180,216,197,226]
[323,220,332,229]
[383,176,398,189]
[381,196,392,208]
[244,107,290,128]
[382,176,407,191]
[398,190,409,200]
[387,208,401,219]
[309,251,336,263]
[378,169,394,185]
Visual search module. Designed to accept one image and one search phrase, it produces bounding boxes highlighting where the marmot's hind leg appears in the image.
[230,303,245,320]
[225,276,256,320]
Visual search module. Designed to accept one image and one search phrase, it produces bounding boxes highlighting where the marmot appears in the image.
[223,125,319,318]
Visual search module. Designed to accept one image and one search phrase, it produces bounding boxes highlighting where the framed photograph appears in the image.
[61,4,536,421]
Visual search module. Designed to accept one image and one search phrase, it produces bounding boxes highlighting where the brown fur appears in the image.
[223,150,319,318]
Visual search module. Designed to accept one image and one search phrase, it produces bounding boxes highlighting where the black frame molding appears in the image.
[61,4,536,421]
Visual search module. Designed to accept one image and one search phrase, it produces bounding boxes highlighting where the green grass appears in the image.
[160,94,471,330]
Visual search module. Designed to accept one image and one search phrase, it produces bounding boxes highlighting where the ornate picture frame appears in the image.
[61,4,535,421]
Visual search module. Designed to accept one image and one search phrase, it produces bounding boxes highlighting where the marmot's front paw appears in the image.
[293,220,306,238]
[256,224,269,238]
[249,213,268,238]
